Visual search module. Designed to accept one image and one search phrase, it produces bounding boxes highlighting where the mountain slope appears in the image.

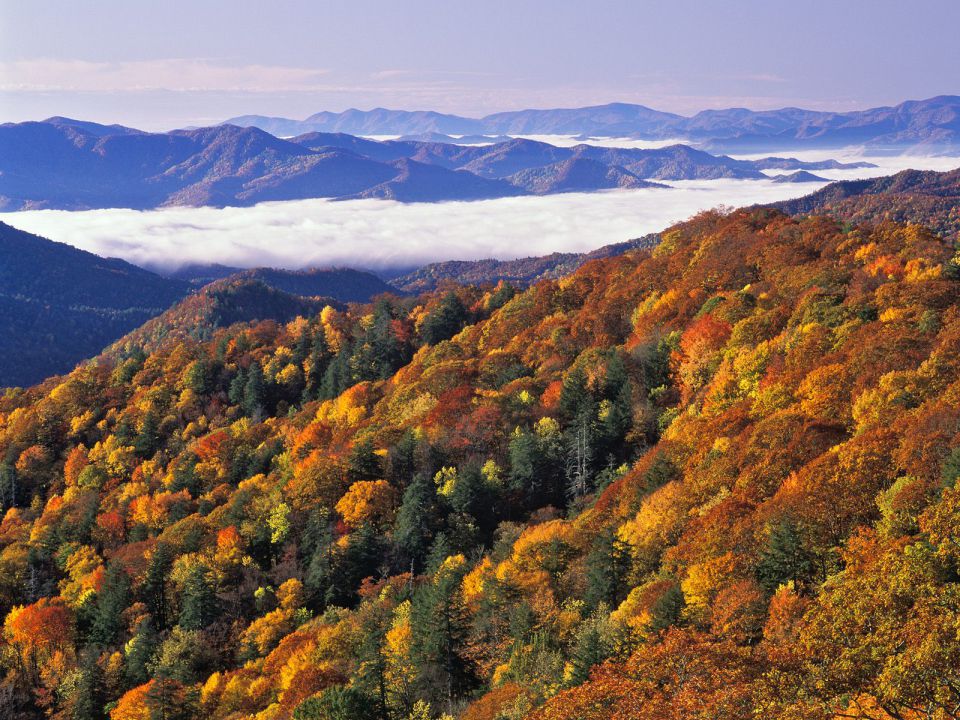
[0,122,519,209]
[0,222,190,386]
[0,220,407,387]
[389,233,661,292]
[1,202,958,719]
[348,158,528,201]
[769,170,828,183]
[234,267,397,302]
[507,158,664,194]
[773,167,960,240]
[104,278,335,358]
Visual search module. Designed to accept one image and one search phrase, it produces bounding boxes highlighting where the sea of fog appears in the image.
[4,151,959,274]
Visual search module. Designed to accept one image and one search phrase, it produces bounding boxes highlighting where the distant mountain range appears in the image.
[227,95,960,152]
[0,118,866,210]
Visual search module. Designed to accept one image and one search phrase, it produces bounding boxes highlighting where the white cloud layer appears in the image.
[0,181,824,273]
[3,153,957,275]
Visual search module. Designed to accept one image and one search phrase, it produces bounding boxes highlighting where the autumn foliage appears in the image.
[0,205,958,719]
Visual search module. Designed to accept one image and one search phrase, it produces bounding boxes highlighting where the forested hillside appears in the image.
[0,222,189,387]
[0,203,958,720]
[774,167,960,242]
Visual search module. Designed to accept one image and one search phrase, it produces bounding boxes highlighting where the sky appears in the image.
[2,0,959,130]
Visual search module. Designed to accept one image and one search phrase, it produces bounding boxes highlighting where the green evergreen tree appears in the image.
[568,612,613,686]
[366,298,408,379]
[348,438,382,481]
[293,686,373,720]
[320,348,352,400]
[559,366,594,422]
[354,602,393,719]
[756,518,814,592]
[228,367,247,406]
[584,528,631,611]
[421,292,469,345]
[61,647,107,720]
[125,616,159,686]
[303,330,331,401]
[410,553,476,709]
[178,563,218,631]
[134,408,161,458]
[336,523,385,606]
[387,430,419,486]
[139,542,174,630]
[144,675,198,720]
[393,473,439,573]
[183,358,211,395]
[242,362,266,417]
[90,560,130,647]
[305,510,338,609]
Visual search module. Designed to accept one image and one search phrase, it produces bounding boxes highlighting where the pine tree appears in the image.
[387,430,419,486]
[141,542,173,629]
[305,510,338,609]
[348,438,382,481]
[411,556,476,709]
[134,408,161,458]
[303,330,331,401]
[584,528,631,611]
[90,560,130,647]
[336,523,385,606]
[125,616,159,686]
[320,348,352,400]
[178,563,218,630]
[228,367,247,406]
[508,428,537,496]
[354,602,393,719]
[421,292,468,345]
[756,518,813,593]
[568,612,613,686]
[183,358,211,395]
[368,298,407,379]
[242,363,266,417]
[61,647,107,720]
[559,366,594,422]
[145,675,197,720]
[393,473,439,573]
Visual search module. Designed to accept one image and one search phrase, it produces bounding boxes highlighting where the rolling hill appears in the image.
[772,167,960,240]
[0,119,872,210]
[102,278,337,359]
[389,234,662,292]
[506,158,662,194]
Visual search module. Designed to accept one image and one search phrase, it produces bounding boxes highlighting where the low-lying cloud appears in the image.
[4,154,958,276]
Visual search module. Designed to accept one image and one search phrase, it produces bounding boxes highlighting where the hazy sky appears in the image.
[2,0,959,130]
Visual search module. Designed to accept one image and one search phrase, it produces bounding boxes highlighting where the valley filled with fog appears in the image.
[5,149,959,275]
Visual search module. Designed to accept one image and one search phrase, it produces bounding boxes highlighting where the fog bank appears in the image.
[4,152,958,274]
